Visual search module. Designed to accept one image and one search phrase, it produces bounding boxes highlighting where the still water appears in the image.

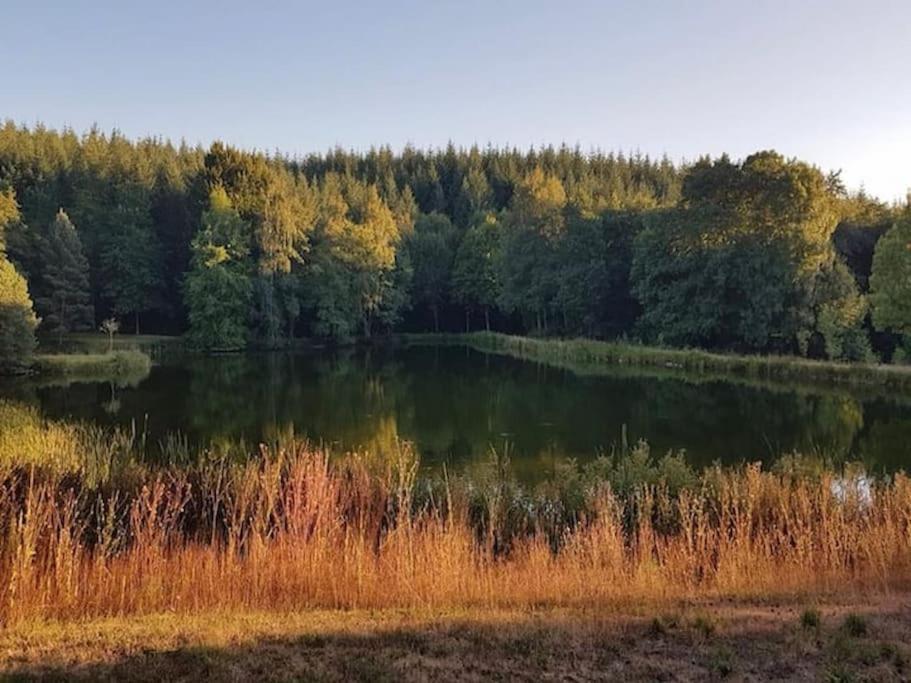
[5,345,911,478]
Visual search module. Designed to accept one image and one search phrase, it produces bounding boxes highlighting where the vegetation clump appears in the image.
[0,405,909,626]
[33,349,152,383]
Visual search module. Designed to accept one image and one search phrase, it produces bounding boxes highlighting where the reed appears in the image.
[413,332,911,391]
[1,412,909,625]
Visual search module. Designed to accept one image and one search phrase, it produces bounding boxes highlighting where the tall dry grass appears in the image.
[1,432,910,626]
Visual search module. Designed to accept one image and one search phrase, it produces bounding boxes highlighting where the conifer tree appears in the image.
[32,210,94,336]
[99,187,166,334]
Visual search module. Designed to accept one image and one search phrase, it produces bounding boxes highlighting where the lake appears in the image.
[4,344,911,479]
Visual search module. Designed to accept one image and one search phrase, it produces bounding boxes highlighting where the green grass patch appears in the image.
[33,349,152,385]
[407,332,911,393]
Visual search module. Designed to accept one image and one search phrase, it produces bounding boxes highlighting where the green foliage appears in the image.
[842,614,868,638]
[183,189,253,350]
[452,213,501,331]
[407,212,456,331]
[557,211,642,337]
[1,122,902,358]
[632,153,842,353]
[801,609,821,630]
[807,258,872,361]
[632,208,793,349]
[30,211,95,335]
[870,216,911,345]
[99,187,166,334]
[498,169,568,332]
[306,175,403,339]
[0,257,38,373]
[34,349,151,383]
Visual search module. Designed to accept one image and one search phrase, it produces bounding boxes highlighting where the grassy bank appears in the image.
[412,332,911,391]
[2,407,910,679]
[32,349,152,385]
[3,600,909,681]
[0,403,909,627]
[38,332,182,362]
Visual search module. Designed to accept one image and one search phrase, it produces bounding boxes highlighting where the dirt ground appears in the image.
[2,595,910,681]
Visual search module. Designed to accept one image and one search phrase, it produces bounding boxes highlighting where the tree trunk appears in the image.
[484,307,490,332]
[362,314,371,339]
[432,306,440,333]
[465,308,471,332]
[135,312,140,336]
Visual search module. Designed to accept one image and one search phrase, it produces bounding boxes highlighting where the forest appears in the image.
[0,120,908,371]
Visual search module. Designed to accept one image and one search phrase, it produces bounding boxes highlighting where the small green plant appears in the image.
[842,614,867,638]
[709,645,735,677]
[648,617,667,637]
[801,608,821,630]
[691,614,717,638]
[825,664,856,683]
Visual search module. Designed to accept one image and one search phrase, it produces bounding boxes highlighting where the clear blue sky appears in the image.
[4,0,910,200]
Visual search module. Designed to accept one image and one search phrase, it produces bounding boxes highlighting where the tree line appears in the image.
[0,121,908,372]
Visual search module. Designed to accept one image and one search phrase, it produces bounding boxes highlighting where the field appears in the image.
[4,600,910,681]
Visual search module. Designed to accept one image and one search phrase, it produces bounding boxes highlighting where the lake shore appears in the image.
[3,597,908,681]
[406,332,911,391]
[31,349,152,385]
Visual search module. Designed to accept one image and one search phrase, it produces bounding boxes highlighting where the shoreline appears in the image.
[405,331,911,393]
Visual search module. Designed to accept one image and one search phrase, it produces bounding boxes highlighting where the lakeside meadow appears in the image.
[1,399,910,622]
[1,397,910,679]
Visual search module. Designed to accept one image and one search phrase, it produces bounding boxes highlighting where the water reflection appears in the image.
[4,345,911,479]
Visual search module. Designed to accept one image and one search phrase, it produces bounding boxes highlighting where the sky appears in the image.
[3,0,910,201]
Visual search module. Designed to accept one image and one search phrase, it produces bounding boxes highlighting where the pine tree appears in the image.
[32,210,94,336]
[99,187,166,334]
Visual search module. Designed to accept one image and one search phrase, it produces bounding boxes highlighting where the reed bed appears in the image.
[1,414,910,626]
[418,332,911,390]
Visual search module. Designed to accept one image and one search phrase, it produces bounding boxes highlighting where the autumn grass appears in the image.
[32,349,152,384]
[411,332,911,391]
[0,404,910,629]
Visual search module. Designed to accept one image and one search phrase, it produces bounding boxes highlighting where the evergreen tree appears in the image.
[99,187,166,333]
[31,210,94,336]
